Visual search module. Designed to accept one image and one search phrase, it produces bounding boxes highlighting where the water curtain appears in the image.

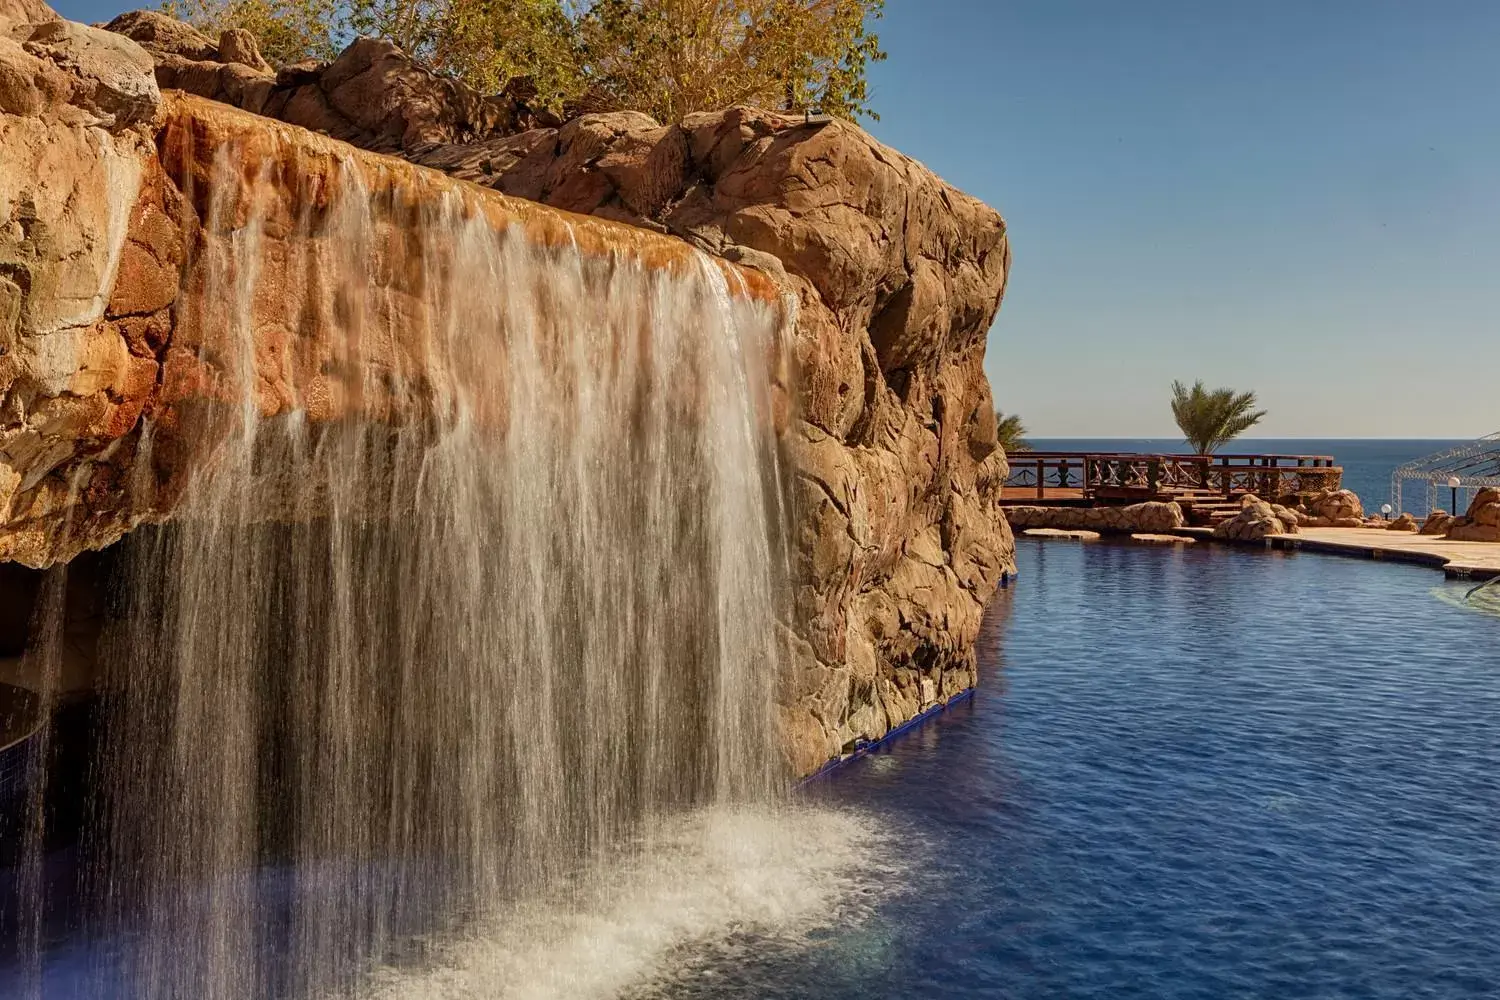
[23,125,793,998]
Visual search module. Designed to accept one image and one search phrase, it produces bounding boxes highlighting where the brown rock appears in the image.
[1214,497,1286,542]
[0,35,54,116]
[1004,501,1184,534]
[1420,510,1454,535]
[1309,488,1363,522]
[1385,512,1420,532]
[216,27,269,72]
[1449,488,1500,541]
[1022,528,1100,541]
[1448,522,1500,542]
[104,10,217,61]
[22,18,159,125]
[1270,502,1301,534]
[107,241,177,317]
[5,8,1019,777]
[0,0,56,29]
[317,37,508,153]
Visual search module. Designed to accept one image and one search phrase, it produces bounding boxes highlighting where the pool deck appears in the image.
[1174,526,1500,579]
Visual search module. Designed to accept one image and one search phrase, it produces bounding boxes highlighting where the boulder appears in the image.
[20,18,158,126]
[1470,487,1500,522]
[103,10,216,61]
[1448,488,1500,542]
[1214,496,1288,542]
[1420,510,1454,535]
[216,27,269,72]
[1385,512,1419,532]
[1309,488,1363,522]
[417,96,1015,773]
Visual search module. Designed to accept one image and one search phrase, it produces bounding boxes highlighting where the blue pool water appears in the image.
[679,540,1500,999]
[5,541,1498,998]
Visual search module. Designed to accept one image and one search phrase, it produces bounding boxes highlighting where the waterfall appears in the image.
[8,133,820,998]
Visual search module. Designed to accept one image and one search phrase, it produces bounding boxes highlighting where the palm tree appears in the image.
[995,411,1031,453]
[1170,380,1266,455]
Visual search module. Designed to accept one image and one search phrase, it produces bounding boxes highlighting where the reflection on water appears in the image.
[1431,576,1500,617]
[5,541,1497,999]
[682,541,1500,999]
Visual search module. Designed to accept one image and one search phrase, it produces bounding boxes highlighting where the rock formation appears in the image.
[1,0,162,564]
[1,4,1016,775]
[1447,488,1500,543]
[1318,489,1361,519]
[1021,528,1099,541]
[105,11,558,153]
[1421,510,1455,536]
[1298,488,1364,527]
[1213,495,1301,542]
[1004,501,1185,535]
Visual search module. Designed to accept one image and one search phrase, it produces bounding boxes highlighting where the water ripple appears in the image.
[749,542,1500,998]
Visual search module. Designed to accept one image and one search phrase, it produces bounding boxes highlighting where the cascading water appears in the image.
[2,127,900,999]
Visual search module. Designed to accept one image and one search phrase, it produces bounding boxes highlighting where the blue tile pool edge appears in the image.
[794,687,977,789]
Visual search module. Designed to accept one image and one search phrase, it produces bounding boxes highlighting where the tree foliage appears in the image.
[164,0,885,120]
[995,411,1031,454]
[576,0,885,123]
[163,0,341,63]
[1170,380,1266,455]
[348,0,585,107]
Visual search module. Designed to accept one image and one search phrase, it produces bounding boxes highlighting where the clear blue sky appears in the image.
[861,1,1499,438]
[51,0,1500,438]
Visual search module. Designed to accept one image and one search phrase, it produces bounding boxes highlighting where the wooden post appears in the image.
[1036,457,1045,500]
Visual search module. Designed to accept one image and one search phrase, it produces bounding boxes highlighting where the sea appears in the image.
[1027,438,1476,517]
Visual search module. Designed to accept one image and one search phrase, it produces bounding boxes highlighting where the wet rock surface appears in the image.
[2,4,1016,775]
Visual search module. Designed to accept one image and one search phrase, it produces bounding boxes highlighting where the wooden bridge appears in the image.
[1000,451,1342,509]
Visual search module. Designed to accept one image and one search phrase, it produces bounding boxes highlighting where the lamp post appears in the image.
[1381,503,1393,521]
[1448,476,1462,515]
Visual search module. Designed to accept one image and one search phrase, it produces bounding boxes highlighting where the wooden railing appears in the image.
[1002,452,1342,503]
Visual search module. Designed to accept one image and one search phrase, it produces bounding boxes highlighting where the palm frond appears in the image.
[995,411,1031,454]
[1170,380,1265,454]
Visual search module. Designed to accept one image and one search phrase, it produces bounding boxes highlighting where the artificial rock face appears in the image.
[1213,496,1301,542]
[418,103,1017,771]
[1448,488,1500,543]
[2,4,1017,774]
[1,0,161,563]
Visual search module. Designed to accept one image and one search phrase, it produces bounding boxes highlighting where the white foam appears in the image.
[363,805,903,1000]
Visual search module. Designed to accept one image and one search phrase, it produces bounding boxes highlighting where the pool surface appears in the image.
[672,541,1500,999]
[5,541,1498,998]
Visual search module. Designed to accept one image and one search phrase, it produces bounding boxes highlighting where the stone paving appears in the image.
[1265,527,1500,579]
